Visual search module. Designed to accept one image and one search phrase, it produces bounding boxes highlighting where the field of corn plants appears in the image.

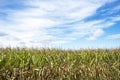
[0,48,120,80]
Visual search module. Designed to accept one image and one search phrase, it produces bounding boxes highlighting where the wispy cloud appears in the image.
[86,29,104,40]
[107,34,120,39]
[0,0,119,48]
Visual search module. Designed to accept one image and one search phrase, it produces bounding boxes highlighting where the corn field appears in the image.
[0,48,120,80]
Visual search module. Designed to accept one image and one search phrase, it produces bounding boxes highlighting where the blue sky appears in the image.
[0,0,120,49]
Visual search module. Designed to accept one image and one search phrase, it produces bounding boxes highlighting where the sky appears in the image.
[0,0,120,49]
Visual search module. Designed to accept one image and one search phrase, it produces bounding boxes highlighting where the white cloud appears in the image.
[107,34,120,39]
[113,5,120,11]
[86,29,104,40]
[0,0,118,48]
[110,16,120,22]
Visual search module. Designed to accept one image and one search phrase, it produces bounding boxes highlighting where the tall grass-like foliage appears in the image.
[0,48,120,80]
